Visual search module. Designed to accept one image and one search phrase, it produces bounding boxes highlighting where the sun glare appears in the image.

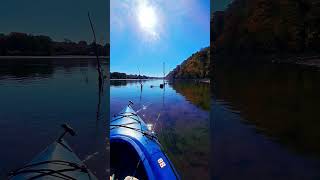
[136,1,158,39]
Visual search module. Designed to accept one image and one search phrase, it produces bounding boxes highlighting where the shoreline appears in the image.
[295,60,320,68]
[110,78,162,80]
[271,55,320,68]
[110,78,210,83]
[215,53,320,68]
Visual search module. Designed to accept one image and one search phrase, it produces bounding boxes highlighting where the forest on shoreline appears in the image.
[212,0,320,64]
[166,47,210,80]
[110,72,161,79]
[0,32,109,56]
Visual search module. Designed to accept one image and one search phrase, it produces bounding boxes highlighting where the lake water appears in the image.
[110,79,210,179]
[0,58,109,179]
[213,63,320,180]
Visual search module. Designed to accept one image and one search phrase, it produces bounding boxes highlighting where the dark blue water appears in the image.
[0,58,108,179]
[110,80,210,179]
[213,64,320,180]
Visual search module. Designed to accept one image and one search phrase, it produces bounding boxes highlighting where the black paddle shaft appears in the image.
[58,124,76,142]
[129,100,134,107]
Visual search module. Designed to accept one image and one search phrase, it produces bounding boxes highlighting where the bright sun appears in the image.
[136,2,158,38]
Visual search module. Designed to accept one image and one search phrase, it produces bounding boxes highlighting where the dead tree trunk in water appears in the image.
[88,12,102,89]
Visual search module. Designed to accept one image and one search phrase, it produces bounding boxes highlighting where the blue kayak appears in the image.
[9,124,97,180]
[110,102,180,180]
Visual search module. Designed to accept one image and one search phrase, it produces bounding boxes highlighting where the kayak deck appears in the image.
[110,104,179,180]
[9,127,97,180]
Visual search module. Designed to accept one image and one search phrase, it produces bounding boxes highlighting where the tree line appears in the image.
[166,47,210,79]
[212,0,320,61]
[0,32,109,56]
[110,72,159,79]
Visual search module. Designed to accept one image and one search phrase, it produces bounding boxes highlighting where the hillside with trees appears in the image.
[212,0,320,63]
[166,47,210,79]
[0,32,109,56]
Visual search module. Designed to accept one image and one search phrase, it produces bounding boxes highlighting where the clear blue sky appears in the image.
[111,0,210,77]
[0,0,109,44]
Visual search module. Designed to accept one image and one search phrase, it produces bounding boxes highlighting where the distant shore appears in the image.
[110,78,162,80]
[110,78,210,83]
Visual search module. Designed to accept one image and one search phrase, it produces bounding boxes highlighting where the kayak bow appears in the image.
[9,124,97,180]
[110,102,180,180]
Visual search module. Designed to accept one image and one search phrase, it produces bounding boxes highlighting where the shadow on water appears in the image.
[213,63,320,180]
[215,63,320,156]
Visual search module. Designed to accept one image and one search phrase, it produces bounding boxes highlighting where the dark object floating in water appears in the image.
[150,83,166,88]
[110,102,180,180]
[8,124,98,180]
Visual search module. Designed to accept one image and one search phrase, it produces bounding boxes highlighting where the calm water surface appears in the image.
[0,58,109,179]
[213,63,320,180]
[110,80,210,179]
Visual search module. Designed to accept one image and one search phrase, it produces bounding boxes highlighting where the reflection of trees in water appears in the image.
[215,64,320,157]
[157,95,209,179]
[0,59,55,78]
[169,80,210,111]
[0,58,108,125]
[151,81,210,179]
[0,58,104,80]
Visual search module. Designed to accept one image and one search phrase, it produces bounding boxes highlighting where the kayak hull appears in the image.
[10,139,97,180]
[110,105,179,180]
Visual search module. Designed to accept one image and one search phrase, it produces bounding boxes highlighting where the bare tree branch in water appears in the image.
[88,11,105,123]
[88,12,103,89]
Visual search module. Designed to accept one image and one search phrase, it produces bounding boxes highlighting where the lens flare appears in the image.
[136,1,159,39]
